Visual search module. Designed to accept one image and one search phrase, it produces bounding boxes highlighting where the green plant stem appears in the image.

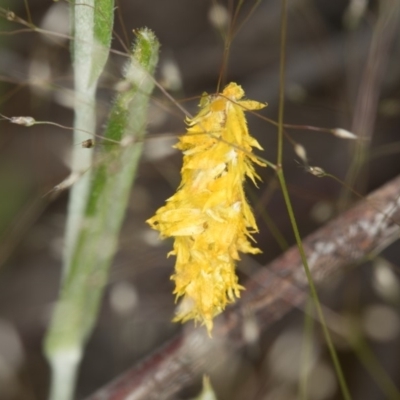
[44,29,159,400]
[64,0,97,274]
[276,1,350,398]
[277,169,352,400]
[45,0,114,397]
[299,298,314,400]
[64,0,114,274]
[276,0,287,166]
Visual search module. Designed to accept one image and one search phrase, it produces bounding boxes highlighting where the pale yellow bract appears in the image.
[147,82,266,334]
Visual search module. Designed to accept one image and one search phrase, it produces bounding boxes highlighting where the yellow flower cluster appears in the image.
[147,82,266,334]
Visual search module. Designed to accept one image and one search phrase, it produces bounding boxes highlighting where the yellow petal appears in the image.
[146,82,267,335]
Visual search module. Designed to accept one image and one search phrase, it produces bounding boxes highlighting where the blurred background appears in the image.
[0,0,400,399]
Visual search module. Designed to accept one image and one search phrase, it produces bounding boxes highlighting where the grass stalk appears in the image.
[276,1,351,398]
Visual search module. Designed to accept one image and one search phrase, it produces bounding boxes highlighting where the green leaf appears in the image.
[91,0,114,85]
[45,28,159,400]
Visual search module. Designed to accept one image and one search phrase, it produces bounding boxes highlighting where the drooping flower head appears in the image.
[147,82,266,334]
